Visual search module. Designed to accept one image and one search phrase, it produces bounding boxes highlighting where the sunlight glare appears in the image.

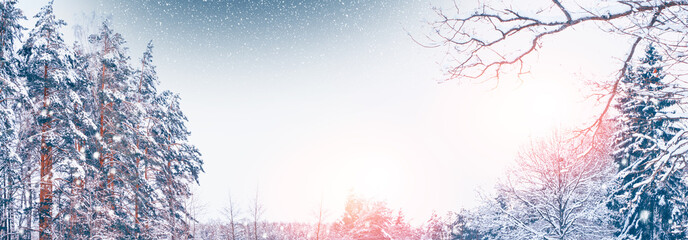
[331,154,403,200]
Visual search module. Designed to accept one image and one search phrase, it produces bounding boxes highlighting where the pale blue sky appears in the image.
[17,0,625,224]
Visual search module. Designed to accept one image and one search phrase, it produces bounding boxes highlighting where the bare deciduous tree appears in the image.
[250,188,264,240]
[185,186,205,239]
[479,129,616,239]
[313,195,326,240]
[223,191,240,240]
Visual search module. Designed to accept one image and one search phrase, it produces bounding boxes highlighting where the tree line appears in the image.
[0,1,202,239]
[193,192,468,240]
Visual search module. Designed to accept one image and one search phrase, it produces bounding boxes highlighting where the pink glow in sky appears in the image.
[18,0,630,225]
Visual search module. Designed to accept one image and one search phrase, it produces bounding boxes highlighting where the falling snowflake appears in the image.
[639,210,651,222]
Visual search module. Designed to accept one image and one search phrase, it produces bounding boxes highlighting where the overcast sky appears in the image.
[16,0,628,224]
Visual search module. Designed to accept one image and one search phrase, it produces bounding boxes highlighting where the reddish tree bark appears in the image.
[39,60,52,240]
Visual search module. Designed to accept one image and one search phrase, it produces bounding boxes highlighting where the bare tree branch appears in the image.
[424,0,688,99]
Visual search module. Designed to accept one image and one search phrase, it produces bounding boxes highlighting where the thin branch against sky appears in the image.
[14,0,627,226]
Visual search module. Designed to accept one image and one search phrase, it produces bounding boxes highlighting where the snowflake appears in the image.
[639,210,651,222]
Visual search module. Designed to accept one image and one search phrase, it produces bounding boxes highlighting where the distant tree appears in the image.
[223,191,241,240]
[610,45,688,239]
[448,210,481,240]
[477,130,616,239]
[389,209,419,240]
[420,210,482,240]
[422,211,450,240]
[284,222,313,240]
[312,195,326,240]
[193,219,224,239]
[250,188,264,240]
[332,193,394,240]
[184,189,204,239]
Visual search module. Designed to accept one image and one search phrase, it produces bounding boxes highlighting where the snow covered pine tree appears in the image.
[0,0,24,238]
[80,20,199,238]
[0,1,202,238]
[18,1,89,238]
[84,20,143,238]
[138,42,203,238]
[611,45,688,239]
[129,40,164,239]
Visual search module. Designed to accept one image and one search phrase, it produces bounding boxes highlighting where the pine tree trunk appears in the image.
[134,140,140,238]
[26,187,33,239]
[99,34,109,190]
[134,58,145,235]
[0,10,10,240]
[1,174,8,239]
[39,63,52,240]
